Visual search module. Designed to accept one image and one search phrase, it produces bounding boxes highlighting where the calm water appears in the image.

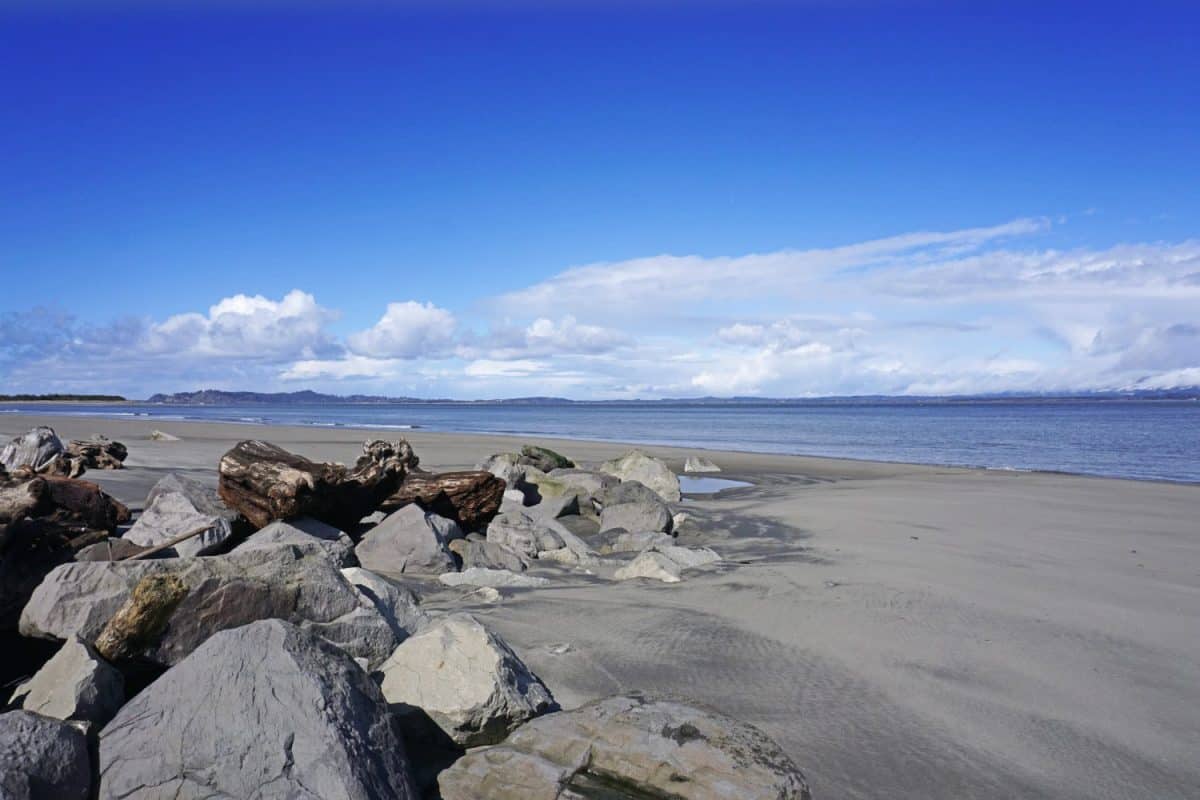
[3,400,1198,483]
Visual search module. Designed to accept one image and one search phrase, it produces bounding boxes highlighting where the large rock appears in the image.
[486,511,565,559]
[477,453,526,489]
[20,543,400,668]
[518,444,574,472]
[451,538,530,572]
[547,468,618,497]
[613,550,684,583]
[438,694,810,800]
[379,613,555,746]
[684,455,721,473]
[355,505,461,576]
[0,710,92,800]
[599,498,674,534]
[341,566,429,642]
[600,450,681,503]
[381,470,504,532]
[613,545,722,583]
[0,427,66,474]
[8,636,123,725]
[438,568,550,589]
[595,529,674,554]
[217,438,415,531]
[123,491,237,558]
[234,516,357,567]
[597,479,670,509]
[97,619,416,800]
[533,491,582,519]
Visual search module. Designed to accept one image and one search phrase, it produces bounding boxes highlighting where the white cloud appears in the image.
[347,301,457,359]
[145,289,338,359]
[463,359,547,378]
[4,220,1199,399]
[281,354,403,381]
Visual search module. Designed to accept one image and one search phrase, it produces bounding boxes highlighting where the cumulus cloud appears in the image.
[3,219,1199,398]
[347,301,457,359]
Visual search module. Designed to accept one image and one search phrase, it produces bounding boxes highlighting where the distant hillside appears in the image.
[0,393,127,402]
[146,389,429,405]
[145,388,1200,405]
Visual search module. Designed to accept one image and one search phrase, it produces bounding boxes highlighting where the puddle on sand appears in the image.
[678,475,753,494]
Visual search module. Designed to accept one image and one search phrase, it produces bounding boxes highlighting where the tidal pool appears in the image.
[678,475,753,494]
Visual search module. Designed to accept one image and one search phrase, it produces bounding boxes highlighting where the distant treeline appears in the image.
[0,394,127,402]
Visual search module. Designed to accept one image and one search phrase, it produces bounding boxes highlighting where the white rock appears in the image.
[684,455,721,473]
[599,450,681,503]
[9,636,124,725]
[654,544,722,569]
[613,551,682,583]
[149,430,180,441]
[438,568,550,589]
[378,613,555,746]
[124,492,235,558]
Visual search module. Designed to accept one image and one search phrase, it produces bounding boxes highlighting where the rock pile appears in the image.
[0,434,803,799]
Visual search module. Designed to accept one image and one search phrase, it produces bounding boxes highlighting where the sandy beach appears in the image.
[5,412,1198,800]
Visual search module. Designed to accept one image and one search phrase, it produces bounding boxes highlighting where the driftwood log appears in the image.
[380,470,505,532]
[0,474,131,629]
[66,437,128,470]
[218,439,417,531]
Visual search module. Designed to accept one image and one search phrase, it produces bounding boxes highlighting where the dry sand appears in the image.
[6,413,1199,799]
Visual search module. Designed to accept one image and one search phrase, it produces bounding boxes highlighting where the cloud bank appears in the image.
[2,219,1198,398]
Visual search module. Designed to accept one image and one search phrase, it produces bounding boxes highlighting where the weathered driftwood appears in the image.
[0,475,131,630]
[66,437,127,470]
[380,470,505,532]
[94,574,189,662]
[118,522,213,561]
[217,439,416,531]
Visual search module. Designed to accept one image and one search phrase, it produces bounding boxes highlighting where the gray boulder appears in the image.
[0,711,92,800]
[0,427,65,473]
[340,566,429,642]
[613,545,721,583]
[596,529,675,554]
[97,619,416,800]
[486,511,565,559]
[499,488,527,514]
[599,499,674,534]
[476,453,526,489]
[355,505,460,576]
[451,538,530,572]
[20,543,400,669]
[234,516,357,567]
[596,479,666,508]
[379,613,555,747]
[546,468,618,496]
[438,694,810,800]
[599,450,681,502]
[684,455,721,473]
[123,492,234,558]
[9,636,123,726]
[533,491,582,519]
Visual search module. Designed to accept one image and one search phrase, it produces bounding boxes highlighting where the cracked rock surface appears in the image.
[20,543,400,668]
[97,619,416,800]
[438,693,810,800]
[379,613,555,747]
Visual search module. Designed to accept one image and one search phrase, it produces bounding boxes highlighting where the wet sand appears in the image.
[6,413,1199,799]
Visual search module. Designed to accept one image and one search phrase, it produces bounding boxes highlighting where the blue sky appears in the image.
[2,1,1198,398]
